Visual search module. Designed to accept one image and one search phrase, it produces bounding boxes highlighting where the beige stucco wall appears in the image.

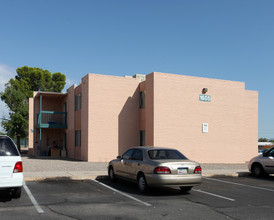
[144,73,154,146]
[150,72,258,163]
[74,85,82,160]
[86,74,140,162]
[81,75,89,161]
[28,96,34,155]
[139,82,146,131]
[66,85,76,159]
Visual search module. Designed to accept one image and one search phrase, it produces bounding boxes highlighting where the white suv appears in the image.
[0,135,23,198]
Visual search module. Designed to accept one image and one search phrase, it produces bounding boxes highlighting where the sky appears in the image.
[0,0,273,139]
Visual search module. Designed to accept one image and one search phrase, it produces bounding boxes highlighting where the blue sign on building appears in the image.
[199,94,211,102]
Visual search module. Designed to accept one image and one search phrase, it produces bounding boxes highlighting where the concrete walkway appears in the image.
[22,155,250,181]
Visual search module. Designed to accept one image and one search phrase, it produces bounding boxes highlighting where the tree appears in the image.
[1,79,28,151]
[15,66,66,96]
[0,66,66,152]
[258,137,268,142]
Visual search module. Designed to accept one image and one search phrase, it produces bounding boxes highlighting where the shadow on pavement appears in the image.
[237,172,250,177]
[0,191,12,203]
[208,172,274,182]
[239,173,274,181]
[21,149,84,161]
[95,176,193,197]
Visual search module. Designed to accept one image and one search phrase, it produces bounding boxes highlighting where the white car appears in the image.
[248,147,274,177]
[0,135,23,198]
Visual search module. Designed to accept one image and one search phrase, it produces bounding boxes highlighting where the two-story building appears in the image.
[28,72,258,163]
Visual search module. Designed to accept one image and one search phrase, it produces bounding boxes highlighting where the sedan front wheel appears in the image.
[252,164,264,177]
[108,166,116,182]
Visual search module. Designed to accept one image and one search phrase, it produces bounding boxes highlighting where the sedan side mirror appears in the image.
[117,156,122,160]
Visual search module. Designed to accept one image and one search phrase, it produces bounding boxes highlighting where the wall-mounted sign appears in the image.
[199,94,211,102]
[202,123,208,133]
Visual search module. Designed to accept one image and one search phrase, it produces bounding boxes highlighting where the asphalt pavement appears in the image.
[4,176,274,219]
[21,152,250,181]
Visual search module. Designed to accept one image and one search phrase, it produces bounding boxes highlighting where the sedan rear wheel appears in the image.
[180,186,192,193]
[138,174,148,193]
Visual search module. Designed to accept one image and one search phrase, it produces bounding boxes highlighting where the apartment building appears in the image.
[28,72,258,163]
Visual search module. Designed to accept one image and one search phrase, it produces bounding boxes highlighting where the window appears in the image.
[75,130,81,147]
[268,148,274,157]
[139,91,145,108]
[122,149,134,160]
[148,150,188,160]
[139,130,145,146]
[0,136,19,156]
[131,149,143,161]
[75,93,82,111]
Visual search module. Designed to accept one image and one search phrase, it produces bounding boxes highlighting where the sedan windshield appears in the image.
[148,149,187,160]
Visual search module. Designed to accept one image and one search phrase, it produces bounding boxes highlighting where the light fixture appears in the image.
[202,88,208,94]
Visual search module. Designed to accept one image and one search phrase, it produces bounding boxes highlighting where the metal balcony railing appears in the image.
[37,111,67,128]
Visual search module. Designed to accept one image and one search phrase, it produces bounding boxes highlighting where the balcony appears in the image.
[37,111,67,129]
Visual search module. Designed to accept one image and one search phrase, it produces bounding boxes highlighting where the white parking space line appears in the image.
[23,182,44,214]
[206,177,274,193]
[91,179,152,207]
[193,189,235,202]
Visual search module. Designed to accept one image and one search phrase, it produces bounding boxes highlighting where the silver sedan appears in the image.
[248,147,274,177]
[108,146,203,193]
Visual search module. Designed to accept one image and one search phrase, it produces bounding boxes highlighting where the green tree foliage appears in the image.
[52,72,66,92]
[258,137,268,142]
[1,79,28,138]
[15,66,66,96]
[0,66,66,151]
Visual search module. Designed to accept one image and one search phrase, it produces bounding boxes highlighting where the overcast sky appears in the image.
[0,0,273,138]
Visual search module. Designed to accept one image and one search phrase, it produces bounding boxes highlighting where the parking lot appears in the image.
[0,175,274,220]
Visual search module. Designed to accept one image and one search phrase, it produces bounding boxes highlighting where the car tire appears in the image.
[137,174,148,193]
[252,163,264,177]
[180,186,192,193]
[13,187,21,199]
[108,166,116,182]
